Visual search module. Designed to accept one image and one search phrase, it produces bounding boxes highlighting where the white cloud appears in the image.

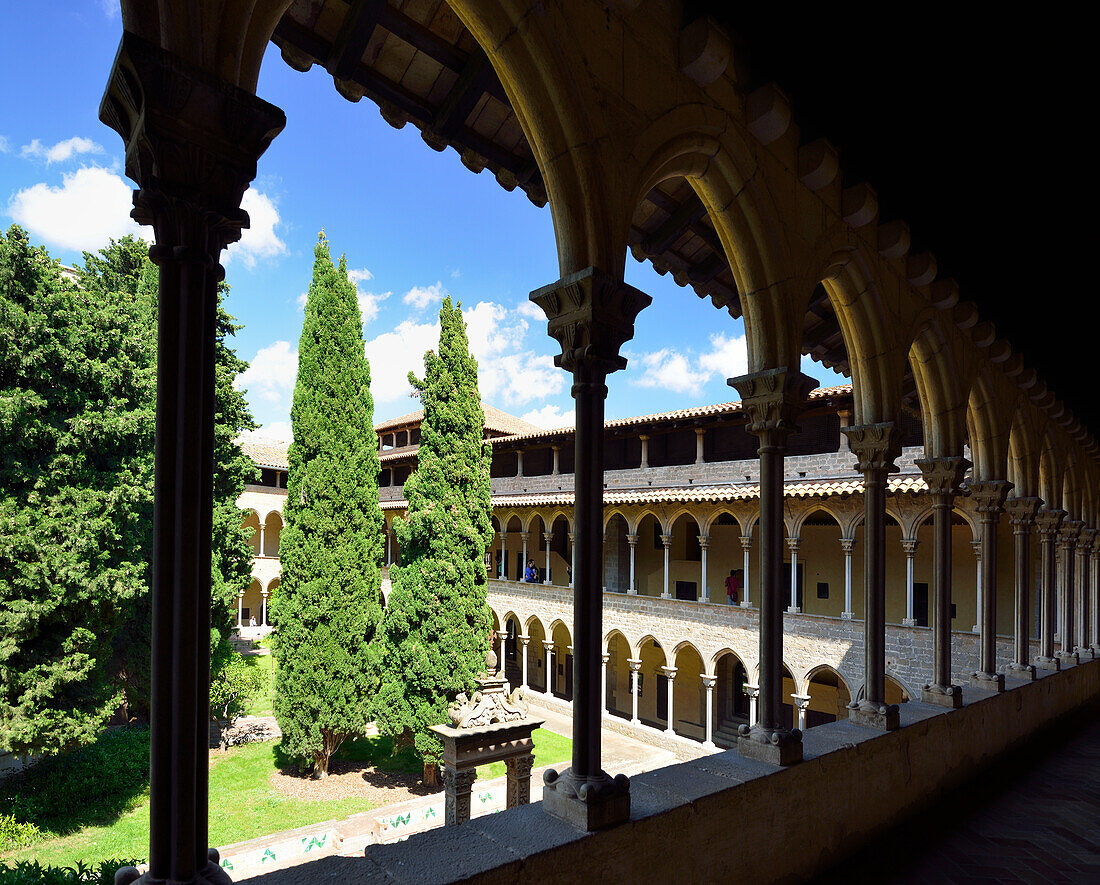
[0,136,10,154]
[521,403,575,429]
[236,341,298,405]
[357,290,391,325]
[366,318,441,405]
[295,292,308,311]
[403,281,446,310]
[348,267,373,285]
[253,422,292,442]
[223,189,286,269]
[629,333,748,396]
[515,299,546,322]
[99,0,119,19]
[698,332,748,379]
[450,268,461,279]
[21,136,104,164]
[7,165,147,252]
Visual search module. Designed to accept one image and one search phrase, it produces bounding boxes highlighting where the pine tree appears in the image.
[272,233,384,778]
[374,295,494,781]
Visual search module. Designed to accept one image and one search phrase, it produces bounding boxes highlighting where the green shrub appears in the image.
[0,859,139,884]
[0,814,41,850]
[0,727,149,834]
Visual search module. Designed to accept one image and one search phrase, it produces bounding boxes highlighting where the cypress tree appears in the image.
[272,233,384,778]
[375,295,494,782]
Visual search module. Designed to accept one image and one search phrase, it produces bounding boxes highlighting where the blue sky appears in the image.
[1,2,842,439]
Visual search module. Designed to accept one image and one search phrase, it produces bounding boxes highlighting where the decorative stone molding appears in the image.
[900,538,919,555]
[1035,508,1067,536]
[529,267,651,376]
[914,456,970,499]
[1004,496,1042,527]
[844,423,901,475]
[967,480,1013,515]
[727,368,817,440]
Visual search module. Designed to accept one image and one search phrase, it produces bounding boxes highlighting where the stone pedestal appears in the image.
[1034,656,1061,672]
[970,671,1005,693]
[737,725,803,766]
[1004,662,1037,682]
[847,700,900,731]
[542,768,631,830]
[920,683,962,708]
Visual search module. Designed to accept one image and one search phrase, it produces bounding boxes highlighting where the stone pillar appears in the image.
[626,533,638,594]
[628,659,642,724]
[499,532,507,580]
[1034,509,1066,670]
[917,457,969,708]
[1004,497,1041,680]
[601,654,609,712]
[730,368,816,765]
[660,533,673,599]
[258,523,266,557]
[701,676,717,748]
[639,434,650,469]
[505,754,535,807]
[791,694,812,732]
[969,481,1012,693]
[102,29,285,885]
[837,409,852,453]
[260,591,268,628]
[520,636,530,688]
[971,540,982,634]
[840,537,855,619]
[568,531,576,587]
[1058,520,1082,665]
[694,426,705,465]
[1076,531,1094,659]
[901,538,919,626]
[516,449,525,478]
[660,666,677,734]
[699,535,710,602]
[740,534,754,607]
[744,683,760,725]
[786,537,801,613]
[544,532,553,584]
[442,767,478,825]
[237,591,244,629]
[520,532,529,578]
[844,422,902,731]
[551,446,560,476]
[1091,542,1100,654]
[385,528,392,567]
[543,640,555,695]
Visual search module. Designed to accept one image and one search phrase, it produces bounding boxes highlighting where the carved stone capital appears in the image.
[786,537,801,552]
[839,537,855,553]
[625,533,638,547]
[1059,519,1084,546]
[1035,508,1067,537]
[660,533,673,548]
[740,536,754,550]
[701,675,717,690]
[967,480,1013,515]
[1079,528,1099,552]
[915,456,970,499]
[900,538,919,556]
[727,368,818,441]
[99,31,285,262]
[697,535,710,549]
[844,422,902,475]
[1003,496,1042,527]
[530,267,651,375]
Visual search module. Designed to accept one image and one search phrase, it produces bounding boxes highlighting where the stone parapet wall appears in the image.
[488,579,1036,697]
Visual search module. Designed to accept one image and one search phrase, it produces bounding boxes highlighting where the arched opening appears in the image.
[635,513,663,597]
[527,514,548,583]
[885,674,910,705]
[242,510,261,557]
[263,511,283,557]
[636,636,668,728]
[262,577,279,629]
[503,515,523,581]
[668,512,702,601]
[242,578,263,628]
[550,621,573,700]
[790,508,843,616]
[605,630,631,718]
[803,666,852,727]
[713,650,749,748]
[671,644,705,741]
[549,514,571,586]
[503,613,522,688]
[781,663,796,730]
[604,513,629,593]
[708,511,744,606]
[526,617,546,693]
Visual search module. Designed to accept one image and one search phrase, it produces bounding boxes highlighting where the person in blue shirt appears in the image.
[524,559,538,583]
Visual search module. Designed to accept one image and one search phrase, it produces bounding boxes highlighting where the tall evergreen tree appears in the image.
[374,296,494,781]
[272,233,384,778]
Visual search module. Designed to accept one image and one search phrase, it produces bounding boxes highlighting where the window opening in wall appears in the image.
[951,603,957,620]
[816,582,829,599]
[656,673,668,721]
[914,582,929,627]
[675,580,697,601]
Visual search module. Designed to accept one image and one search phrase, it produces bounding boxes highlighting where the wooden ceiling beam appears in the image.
[641,193,707,255]
[432,48,494,138]
[329,0,388,81]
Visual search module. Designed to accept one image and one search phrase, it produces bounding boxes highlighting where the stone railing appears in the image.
[486,578,1031,698]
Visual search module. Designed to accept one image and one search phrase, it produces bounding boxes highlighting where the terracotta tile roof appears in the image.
[374,403,543,436]
[379,469,926,509]
[238,435,290,470]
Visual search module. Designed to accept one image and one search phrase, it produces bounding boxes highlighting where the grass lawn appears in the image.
[475,728,571,781]
[243,648,276,717]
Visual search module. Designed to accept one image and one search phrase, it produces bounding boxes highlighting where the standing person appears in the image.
[525,558,538,583]
[725,569,743,605]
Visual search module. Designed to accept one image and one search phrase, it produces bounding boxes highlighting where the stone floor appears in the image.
[814,705,1100,884]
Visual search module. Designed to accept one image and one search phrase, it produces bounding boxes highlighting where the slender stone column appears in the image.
[443,768,478,825]
[258,523,266,557]
[699,535,710,602]
[1058,520,1082,664]
[840,537,855,619]
[661,666,677,734]
[102,30,284,885]
[740,535,754,607]
[730,368,816,764]
[901,539,919,626]
[516,449,525,478]
[568,531,575,587]
[791,694,812,732]
[625,533,637,593]
[1075,530,1094,659]
[532,267,646,829]
[701,676,717,747]
[260,591,268,628]
[385,528,392,567]
[660,533,673,598]
[520,532,529,577]
[543,640,555,694]
[971,540,982,634]
[1091,542,1100,654]
[237,591,244,629]
[1034,508,1065,670]
[544,532,553,584]
[917,457,969,708]
[519,636,530,688]
[639,435,650,469]
[694,427,705,465]
[969,481,1012,693]
[786,537,801,613]
[601,654,609,712]
[1004,497,1041,680]
[845,423,902,731]
[628,659,642,724]
[744,683,760,725]
[499,532,507,580]
[552,446,560,475]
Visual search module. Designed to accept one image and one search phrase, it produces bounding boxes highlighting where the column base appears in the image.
[786,606,801,614]
[1004,662,1037,681]
[739,600,753,609]
[661,593,671,600]
[971,625,980,634]
[847,699,900,731]
[841,611,854,620]
[736,724,803,766]
[1034,655,1061,672]
[1056,651,1080,666]
[116,852,231,885]
[1075,646,1096,661]
[542,768,630,831]
[920,683,962,708]
[970,671,1005,693]
[902,618,917,627]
